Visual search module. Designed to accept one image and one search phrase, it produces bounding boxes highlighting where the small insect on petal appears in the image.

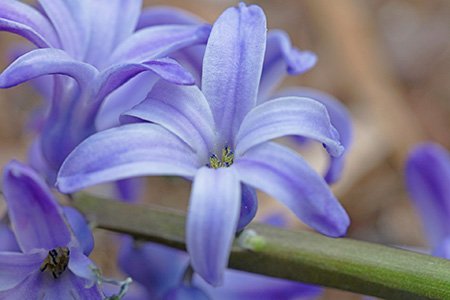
[40,247,70,279]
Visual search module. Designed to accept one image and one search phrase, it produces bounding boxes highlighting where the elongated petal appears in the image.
[236,97,344,157]
[0,270,102,299]
[84,0,142,67]
[0,48,98,89]
[433,236,450,259]
[0,251,44,291]
[38,0,90,59]
[123,81,215,159]
[0,219,19,252]
[115,178,145,203]
[235,143,349,237]
[258,30,317,101]
[57,124,199,193]
[137,6,202,28]
[187,167,241,286]
[95,58,194,103]
[118,238,188,298]
[196,269,322,300]
[406,143,450,247]
[3,161,74,253]
[202,3,266,145]
[109,24,211,64]
[95,72,158,131]
[68,249,97,283]
[277,87,353,184]
[63,207,94,255]
[0,0,58,47]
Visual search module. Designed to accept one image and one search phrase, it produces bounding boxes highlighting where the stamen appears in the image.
[208,146,234,169]
[40,247,70,279]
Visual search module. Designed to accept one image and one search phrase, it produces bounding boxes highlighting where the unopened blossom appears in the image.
[0,160,102,299]
[0,0,210,182]
[57,3,350,285]
[406,143,450,258]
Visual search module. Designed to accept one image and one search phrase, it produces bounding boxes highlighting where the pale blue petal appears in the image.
[235,96,344,157]
[95,58,195,104]
[83,0,142,68]
[234,143,349,237]
[202,3,266,146]
[3,161,74,252]
[137,6,202,28]
[0,48,98,89]
[0,0,58,47]
[109,24,211,64]
[63,207,94,255]
[123,81,215,159]
[57,124,199,193]
[95,72,158,131]
[0,251,44,291]
[187,167,241,286]
[38,0,90,59]
[433,236,450,260]
[406,143,450,248]
[276,87,353,184]
[67,248,97,284]
[258,30,317,101]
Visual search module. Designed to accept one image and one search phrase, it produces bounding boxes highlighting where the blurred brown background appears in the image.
[0,0,449,299]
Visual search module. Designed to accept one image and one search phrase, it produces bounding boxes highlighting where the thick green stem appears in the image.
[73,194,450,299]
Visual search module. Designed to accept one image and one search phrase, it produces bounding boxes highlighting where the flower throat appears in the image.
[208,146,234,169]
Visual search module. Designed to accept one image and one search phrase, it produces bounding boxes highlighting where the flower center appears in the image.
[207,146,234,169]
[40,247,70,279]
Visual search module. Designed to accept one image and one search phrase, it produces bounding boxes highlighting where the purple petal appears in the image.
[0,251,44,291]
[38,0,90,59]
[235,97,344,157]
[276,87,353,184]
[202,3,266,145]
[118,238,188,298]
[196,269,322,300]
[163,285,210,300]
[137,6,202,28]
[95,58,195,103]
[3,161,74,252]
[237,184,258,231]
[123,81,215,159]
[405,143,450,247]
[0,221,20,252]
[57,124,200,193]
[235,143,350,237]
[0,48,98,89]
[109,24,211,64]
[95,72,158,131]
[63,207,94,255]
[187,167,241,286]
[115,178,146,203]
[0,0,58,47]
[258,30,317,101]
[432,236,450,260]
[83,0,142,68]
[0,270,102,299]
[68,248,97,283]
